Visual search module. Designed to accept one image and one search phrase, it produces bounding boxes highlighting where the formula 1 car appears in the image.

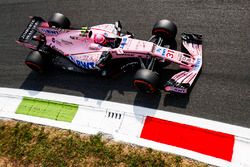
[17,13,202,94]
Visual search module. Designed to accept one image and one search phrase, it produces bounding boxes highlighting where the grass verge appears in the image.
[0,120,209,167]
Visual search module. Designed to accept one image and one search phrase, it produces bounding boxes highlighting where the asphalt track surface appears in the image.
[0,0,249,127]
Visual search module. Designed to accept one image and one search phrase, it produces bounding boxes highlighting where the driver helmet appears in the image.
[94,34,106,45]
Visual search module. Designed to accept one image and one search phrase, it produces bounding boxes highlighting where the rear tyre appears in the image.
[133,69,159,93]
[25,51,48,73]
[48,13,70,29]
[152,19,177,41]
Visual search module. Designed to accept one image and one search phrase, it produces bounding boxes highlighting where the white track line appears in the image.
[0,87,249,167]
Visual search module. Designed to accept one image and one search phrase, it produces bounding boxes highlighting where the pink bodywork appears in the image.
[38,24,116,69]
[17,20,202,93]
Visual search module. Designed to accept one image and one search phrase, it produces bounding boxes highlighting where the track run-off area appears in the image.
[0,88,250,166]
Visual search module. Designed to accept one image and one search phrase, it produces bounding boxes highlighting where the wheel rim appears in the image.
[153,28,171,38]
[134,80,156,93]
[25,61,43,72]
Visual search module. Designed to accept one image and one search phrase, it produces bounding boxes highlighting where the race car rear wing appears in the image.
[17,16,44,49]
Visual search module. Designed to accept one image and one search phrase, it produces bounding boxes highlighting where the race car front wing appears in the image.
[164,33,202,93]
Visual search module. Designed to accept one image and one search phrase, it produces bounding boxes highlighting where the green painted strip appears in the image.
[16,97,78,122]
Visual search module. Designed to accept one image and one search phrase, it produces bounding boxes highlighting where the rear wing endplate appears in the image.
[18,16,44,43]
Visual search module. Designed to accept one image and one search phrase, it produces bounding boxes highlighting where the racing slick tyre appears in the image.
[48,13,70,29]
[25,51,48,73]
[152,19,177,41]
[133,69,159,93]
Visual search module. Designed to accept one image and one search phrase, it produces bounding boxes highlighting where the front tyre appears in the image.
[133,69,159,93]
[25,51,48,73]
[152,19,177,41]
[48,13,70,29]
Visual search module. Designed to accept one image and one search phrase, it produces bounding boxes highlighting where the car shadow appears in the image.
[19,67,193,109]
[19,68,134,100]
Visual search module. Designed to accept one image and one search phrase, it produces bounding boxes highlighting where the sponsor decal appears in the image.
[162,48,166,56]
[181,56,188,62]
[194,57,201,70]
[52,38,73,46]
[119,37,127,49]
[172,87,187,93]
[21,20,35,39]
[120,61,139,71]
[21,19,40,40]
[70,36,80,40]
[68,55,97,69]
[135,41,146,50]
[178,54,192,63]
[77,54,100,62]
[61,39,73,45]
[156,48,162,53]
[178,53,182,61]
[76,60,95,69]
[40,28,59,36]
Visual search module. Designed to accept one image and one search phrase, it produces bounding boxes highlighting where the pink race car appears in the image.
[17,13,202,94]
